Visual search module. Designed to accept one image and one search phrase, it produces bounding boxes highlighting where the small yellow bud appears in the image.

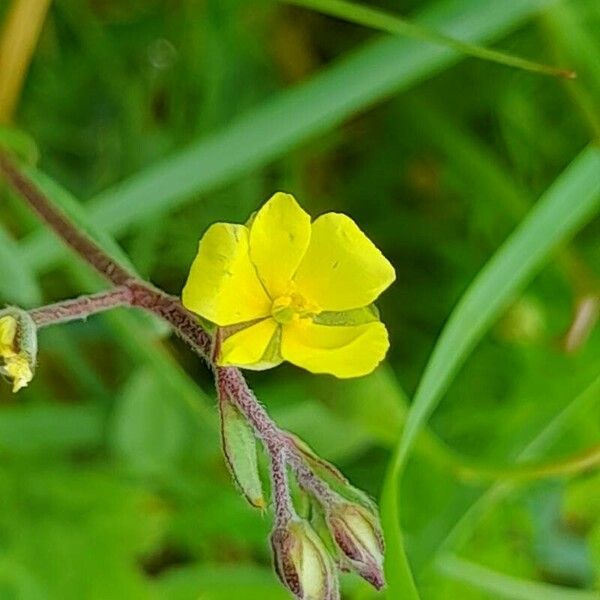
[271,519,339,600]
[0,310,37,393]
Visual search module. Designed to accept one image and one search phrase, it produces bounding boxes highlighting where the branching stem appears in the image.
[30,286,133,327]
[0,150,338,523]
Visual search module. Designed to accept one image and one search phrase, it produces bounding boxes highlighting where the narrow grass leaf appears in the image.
[286,0,574,79]
[381,145,600,597]
[438,555,599,599]
[398,144,600,471]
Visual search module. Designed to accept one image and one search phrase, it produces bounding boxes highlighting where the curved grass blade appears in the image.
[20,0,557,273]
[286,0,574,79]
[381,145,600,597]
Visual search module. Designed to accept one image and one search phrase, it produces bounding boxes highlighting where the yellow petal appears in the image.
[182,223,271,326]
[293,213,395,311]
[0,315,17,356]
[281,319,389,378]
[249,192,312,298]
[5,355,33,392]
[219,318,279,368]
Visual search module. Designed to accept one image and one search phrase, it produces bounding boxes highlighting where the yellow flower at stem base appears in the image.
[182,193,395,378]
[0,314,35,392]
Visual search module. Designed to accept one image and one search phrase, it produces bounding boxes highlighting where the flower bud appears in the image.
[326,502,385,590]
[0,309,37,392]
[271,519,339,600]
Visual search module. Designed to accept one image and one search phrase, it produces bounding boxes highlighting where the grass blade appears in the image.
[286,0,574,79]
[381,145,600,596]
[20,0,557,273]
[438,555,599,599]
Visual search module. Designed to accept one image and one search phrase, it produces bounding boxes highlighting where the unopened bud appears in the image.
[326,502,385,590]
[271,519,339,600]
[0,308,37,392]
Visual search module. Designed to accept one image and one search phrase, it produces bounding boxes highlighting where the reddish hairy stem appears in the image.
[269,445,296,526]
[30,287,133,327]
[0,153,133,286]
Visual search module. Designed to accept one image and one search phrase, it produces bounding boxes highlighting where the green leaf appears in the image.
[21,0,556,273]
[286,0,574,78]
[219,395,266,510]
[381,145,600,599]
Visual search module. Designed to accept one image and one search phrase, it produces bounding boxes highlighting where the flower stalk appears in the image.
[0,150,386,597]
[29,286,133,328]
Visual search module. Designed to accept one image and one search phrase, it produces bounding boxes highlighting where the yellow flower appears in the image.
[182,193,395,378]
[0,314,35,392]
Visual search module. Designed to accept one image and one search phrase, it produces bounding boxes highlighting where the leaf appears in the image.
[21,0,557,273]
[219,394,265,509]
[381,145,600,599]
[286,0,573,78]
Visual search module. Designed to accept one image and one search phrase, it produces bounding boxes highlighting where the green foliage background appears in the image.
[0,0,599,598]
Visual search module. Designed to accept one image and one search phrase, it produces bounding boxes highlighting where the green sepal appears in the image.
[196,314,217,335]
[219,394,266,510]
[309,503,339,557]
[288,432,377,512]
[313,304,380,326]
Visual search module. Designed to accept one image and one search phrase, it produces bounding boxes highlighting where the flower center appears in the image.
[271,292,320,325]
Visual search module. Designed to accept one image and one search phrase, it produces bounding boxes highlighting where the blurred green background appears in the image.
[0,0,599,598]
